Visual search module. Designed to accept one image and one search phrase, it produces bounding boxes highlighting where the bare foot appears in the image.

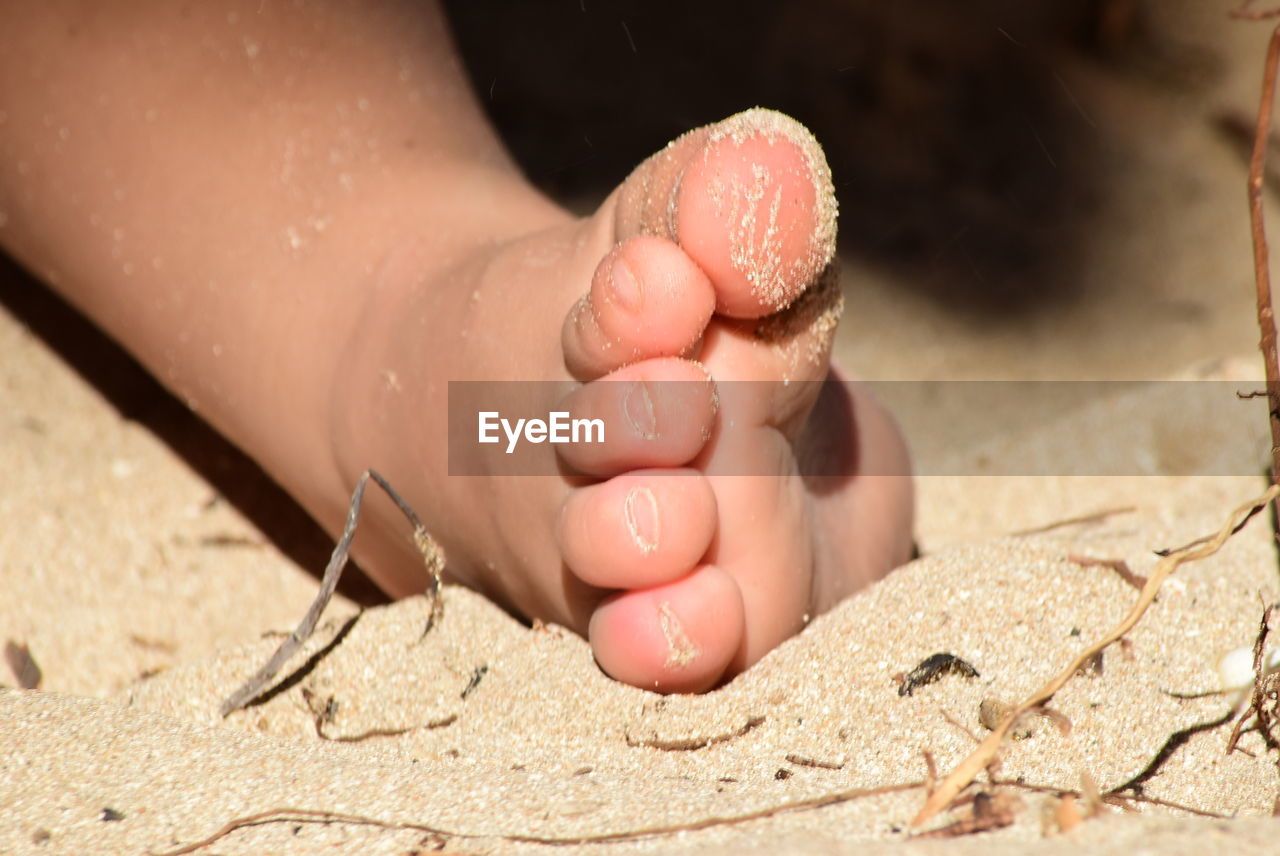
[331,109,914,692]
[0,5,908,693]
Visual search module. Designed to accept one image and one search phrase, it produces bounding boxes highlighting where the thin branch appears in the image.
[1067,554,1149,591]
[1247,24,1280,483]
[1107,708,1237,795]
[219,470,445,717]
[1226,603,1279,754]
[153,783,926,854]
[151,771,1238,856]
[1011,506,1136,537]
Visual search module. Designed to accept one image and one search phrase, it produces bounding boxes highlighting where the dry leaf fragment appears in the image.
[1080,771,1105,817]
[4,640,41,690]
[1054,793,1084,833]
[784,753,844,770]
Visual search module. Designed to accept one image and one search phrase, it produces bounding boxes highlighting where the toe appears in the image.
[556,357,716,477]
[698,266,844,442]
[614,108,837,319]
[589,565,744,693]
[559,469,716,591]
[562,235,716,381]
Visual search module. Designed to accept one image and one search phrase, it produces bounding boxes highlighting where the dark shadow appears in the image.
[446,0,1115,320]
[797,375,859,492]
[0,254,387,607]
[1106,706,1236,796]
[241,611,363,711]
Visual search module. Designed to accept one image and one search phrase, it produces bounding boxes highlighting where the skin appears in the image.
[0,0,914,693]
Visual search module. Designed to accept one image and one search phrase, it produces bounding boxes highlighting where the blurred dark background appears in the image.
[446,0,1144,315]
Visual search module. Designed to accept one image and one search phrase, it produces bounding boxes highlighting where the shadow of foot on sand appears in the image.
[0,255,388,607]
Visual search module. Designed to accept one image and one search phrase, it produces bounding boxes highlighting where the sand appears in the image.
[5,3,1280,854]
[3,321,1278,854]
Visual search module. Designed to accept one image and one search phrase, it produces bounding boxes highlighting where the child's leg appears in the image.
[0,0,913,692]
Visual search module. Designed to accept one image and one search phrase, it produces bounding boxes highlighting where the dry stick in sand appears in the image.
[1226,602,1279,754]
[1235,11,1280,440]
[152,782,1224,855]
[218,470,445,717]
[910,484,1280,828]
[1248,23,1280,483]
[154,784,928,855]
[1010,506,1136,537]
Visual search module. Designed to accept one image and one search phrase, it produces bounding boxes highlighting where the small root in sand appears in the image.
[152,773,1235,853]
[1107,707,1238,796]
[1226,602,1280,755]
[940,708,981,744]
[624,714,765,751]
[299,681,457,743]
[784,753,845,770]
[152,782,928,854]
[921,750,938,794]
[1011,506,1136,536]
[1067,554,1148,591]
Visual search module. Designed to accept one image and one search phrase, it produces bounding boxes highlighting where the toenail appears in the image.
[610,256,643,313]
[624,380,658,439]
[623,486,660,554]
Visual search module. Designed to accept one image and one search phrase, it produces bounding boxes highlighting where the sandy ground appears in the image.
[4,2,1280,854]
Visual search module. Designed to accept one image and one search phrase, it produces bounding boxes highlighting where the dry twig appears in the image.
[1245,24,1280,482]
[154,783,926,854]
[784,753,845,770]
[219,470,444,717]
[153,772,1235,855]
[1066,554,1148,591]
[1108,707,1237,796]
[1226,603,1279,754]
[1011,506,1136,537]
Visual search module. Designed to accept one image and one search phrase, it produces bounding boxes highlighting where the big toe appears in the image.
[614,108,837,319]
